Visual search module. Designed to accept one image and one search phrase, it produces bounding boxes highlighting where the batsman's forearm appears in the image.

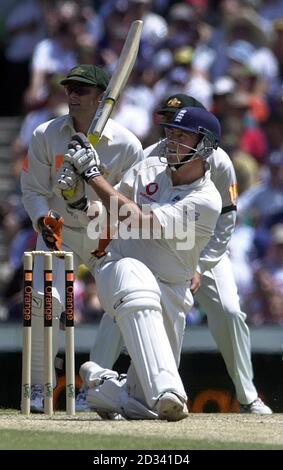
[88,176,162,235]
[88,175,140,219]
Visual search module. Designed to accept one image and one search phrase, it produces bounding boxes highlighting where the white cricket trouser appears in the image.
[31,225,99,385]
[90,314,124,368]
[195,254,257,405]
[90,273,191,369]
[91,253,258,406]
[93,254,191,410]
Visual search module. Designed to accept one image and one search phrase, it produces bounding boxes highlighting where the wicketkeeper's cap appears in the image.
[157,93,205,115]
[61,64,109,90]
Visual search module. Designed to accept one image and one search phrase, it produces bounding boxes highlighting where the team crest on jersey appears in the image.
[146,182,158,195]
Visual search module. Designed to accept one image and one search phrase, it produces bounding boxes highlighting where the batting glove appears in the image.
[55,162,88,211]
[64,133,101,182]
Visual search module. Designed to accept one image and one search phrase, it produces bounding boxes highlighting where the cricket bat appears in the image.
[60,20,143,200]
[87,19,143,146]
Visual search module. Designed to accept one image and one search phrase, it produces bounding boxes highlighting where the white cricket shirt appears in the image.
[145,142,238,272]
[21,115,144,229]
[107,157,221,283]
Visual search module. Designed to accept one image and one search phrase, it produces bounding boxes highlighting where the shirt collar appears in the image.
[60,115,113,141]
[59,115,75,133]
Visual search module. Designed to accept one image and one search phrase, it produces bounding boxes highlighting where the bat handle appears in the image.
[88,98,117,146]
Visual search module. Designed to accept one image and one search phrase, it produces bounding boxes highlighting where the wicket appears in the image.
[21,251,75,416]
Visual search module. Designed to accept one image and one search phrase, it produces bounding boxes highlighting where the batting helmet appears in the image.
[161,106,221,163]
[163,107,220,145]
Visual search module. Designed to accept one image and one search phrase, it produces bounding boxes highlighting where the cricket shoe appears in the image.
[157,392,189,421]
[30,384,44,413]
[93,374,127,420]
[240,398,272,414]
[85,373,127,419]
[75,388,91,412]
[96,410,126,420]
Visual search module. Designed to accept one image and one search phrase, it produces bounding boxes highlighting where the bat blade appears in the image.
[87,19,143,146]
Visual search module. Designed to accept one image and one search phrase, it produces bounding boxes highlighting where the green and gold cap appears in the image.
[157,93,205,114]
[61,64,109,90]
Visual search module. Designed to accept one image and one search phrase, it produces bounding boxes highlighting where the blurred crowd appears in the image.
[0,0,283,326]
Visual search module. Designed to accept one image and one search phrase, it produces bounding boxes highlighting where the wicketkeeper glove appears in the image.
[55,162,89,211]
[64,133,101,182]
[38,210,64,251]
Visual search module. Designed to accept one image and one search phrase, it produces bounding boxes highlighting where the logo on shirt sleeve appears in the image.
[55,154,64,170]
[229,183,238,204]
